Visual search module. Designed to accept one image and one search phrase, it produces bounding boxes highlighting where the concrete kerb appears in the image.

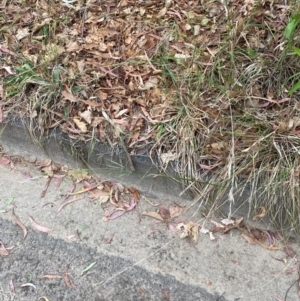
[0,118,192,203]
[0,118,283,234]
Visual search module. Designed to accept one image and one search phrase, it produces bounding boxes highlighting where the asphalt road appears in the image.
[1,217,229,301]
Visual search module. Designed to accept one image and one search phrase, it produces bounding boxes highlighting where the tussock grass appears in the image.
[149,1,300,236]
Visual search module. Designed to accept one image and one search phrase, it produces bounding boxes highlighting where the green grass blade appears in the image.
[81,261,96,276]
[288,80,300,95]
[293,46,300,56]
[285,14,300,40]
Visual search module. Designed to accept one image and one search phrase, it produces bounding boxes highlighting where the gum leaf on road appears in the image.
[0,240,9,256]
[57,196,85,213]
[29,216,53,233]
[12,208,27,239]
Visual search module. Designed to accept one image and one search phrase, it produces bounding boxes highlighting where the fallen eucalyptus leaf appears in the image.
[64,267,76,289]
[29,216,53,233]
[9,279,15,293]
[142,211,165,222]
[0,240,9,256]
[57,196,85,213]
[12,208,27,239]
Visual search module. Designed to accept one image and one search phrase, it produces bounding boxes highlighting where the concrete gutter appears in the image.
[0,118,191,202]
[0,119,280,232]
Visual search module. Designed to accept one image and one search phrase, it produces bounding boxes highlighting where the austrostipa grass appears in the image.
[147,1,300,237]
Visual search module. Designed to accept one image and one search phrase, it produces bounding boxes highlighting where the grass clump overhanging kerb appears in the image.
[1,0,300,236]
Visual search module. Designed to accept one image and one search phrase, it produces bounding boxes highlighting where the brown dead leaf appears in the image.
[36,159,52,168]
[41,177,52,198]
[210,141,225,150]
[73,118,87,133]
[176,223,191,238]
[68,169,90,182]
[29,216,53,233]
[284,246,297,259]
[177,222,199,242]
[241,233,256,244]
[157,7,167,18]
[98,90,108,100]
[79,108,92,124]
[115,108,129,118]
[191,223,199,242]
[140,106,160,124]
[169,203,183,218]
[64,267,76,289]
[12,208,27,239]
[158,207,171,219]
[0,66,15,75]
[223,217,244,234]
[250,229,265,242]
[253,206,266,220]
[128,187,141,201]
[57,196,85,213]
[66,40,80,52]
[62,86,77,102]
[77,60,85,73]
[160,152,179,165]
[0,46,17,57]
[42,165,54,177]
[140,76,159,90]
[16,27,30,40]
[210,219,225,228]
[89,188,110,199]
[142,211,165,222]
[80,99,102,107]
